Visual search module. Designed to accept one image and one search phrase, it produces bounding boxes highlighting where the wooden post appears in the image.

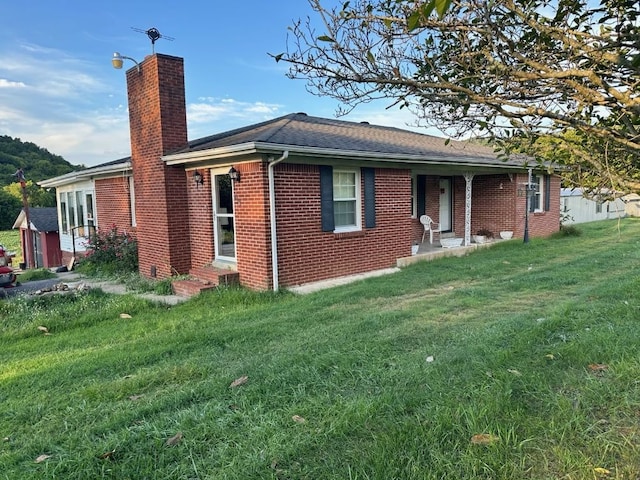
[14,168,35,269]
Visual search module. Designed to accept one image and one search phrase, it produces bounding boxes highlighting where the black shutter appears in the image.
[544,174,551,212]
[363,167,376,228]
[320,165,334,232]
[417,175,426,217]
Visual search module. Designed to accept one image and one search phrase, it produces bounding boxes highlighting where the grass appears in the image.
[0,229,21,264]
[1,219,640,479]
[16,268,57,282]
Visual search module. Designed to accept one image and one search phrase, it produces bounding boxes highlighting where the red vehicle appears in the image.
[0,244,18,288]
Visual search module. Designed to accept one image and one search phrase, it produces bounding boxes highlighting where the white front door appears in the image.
[212,171,236,261]
[439,178,452,232]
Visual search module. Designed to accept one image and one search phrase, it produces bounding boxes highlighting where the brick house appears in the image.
[41,53,560,292]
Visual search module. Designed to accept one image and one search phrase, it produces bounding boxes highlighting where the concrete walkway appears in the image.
[5,271,187,305]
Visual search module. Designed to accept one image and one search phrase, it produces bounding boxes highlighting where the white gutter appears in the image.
[39,161,132,188]
[163,141,528,169]
[268,150,289,291]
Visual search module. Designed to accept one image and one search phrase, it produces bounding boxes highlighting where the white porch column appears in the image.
[464,173,475,246]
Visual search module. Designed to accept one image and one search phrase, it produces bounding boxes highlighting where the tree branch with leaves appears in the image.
[274,0,640,192]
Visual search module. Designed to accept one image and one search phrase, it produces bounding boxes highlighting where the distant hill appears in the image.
[0,135,84,230]
[0,135,82,187]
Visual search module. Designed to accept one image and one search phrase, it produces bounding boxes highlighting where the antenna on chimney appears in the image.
[131,27,175,53]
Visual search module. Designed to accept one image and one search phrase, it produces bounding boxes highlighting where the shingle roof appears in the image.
[170,112,527,167]
[22,207,59,232]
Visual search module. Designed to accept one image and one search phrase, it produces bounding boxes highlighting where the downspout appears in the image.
[268,150,289,291]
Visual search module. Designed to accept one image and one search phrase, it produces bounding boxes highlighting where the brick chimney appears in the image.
[125,54,191,278]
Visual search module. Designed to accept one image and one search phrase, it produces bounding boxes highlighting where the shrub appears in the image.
[552,224,582,238]
[81,226,138,274]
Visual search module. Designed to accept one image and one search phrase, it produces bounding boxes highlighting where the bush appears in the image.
[552,224,583,238]
[80,226,138,274]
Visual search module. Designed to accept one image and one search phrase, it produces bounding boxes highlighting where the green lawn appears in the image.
[1,220,639,479]
[0,229,21,264]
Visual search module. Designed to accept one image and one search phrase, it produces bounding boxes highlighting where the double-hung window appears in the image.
[333,169,360,231]
[531,175,544,212]
[530,174,552,212]
[321,166,375,232]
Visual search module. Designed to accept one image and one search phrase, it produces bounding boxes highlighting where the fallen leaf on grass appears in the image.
[34,454,52,463]
[292,415,306,423]
[507,368,522,376]
[128,394,144,401]
[589,364,608,372]
[98,449,116,460]
[119,313,132,319]
[425,355,435,363]
[545,354,555,360]
[37,326,49,333]
[470,433,499,445]
[165,432,183,447]
[229,375,248,388]
[594,467,610,476]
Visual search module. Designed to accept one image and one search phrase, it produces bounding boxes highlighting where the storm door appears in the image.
[212,171,236,261]
[439,177,453,232]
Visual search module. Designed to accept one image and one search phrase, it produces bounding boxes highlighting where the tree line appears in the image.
[0,135,81,230]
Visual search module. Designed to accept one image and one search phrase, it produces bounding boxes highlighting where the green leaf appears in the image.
[407,11,421,31]
[366,50,376,65]
[423,1,436,18]
[317,35,335,43]
[435,0,452,18]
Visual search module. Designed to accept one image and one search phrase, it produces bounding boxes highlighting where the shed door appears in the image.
[212,172,236,261]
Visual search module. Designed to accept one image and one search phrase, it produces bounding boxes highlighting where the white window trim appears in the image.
[532,175,544,213]
[129,176,136,227]
[333,168,361,233]
[411,174,417,218]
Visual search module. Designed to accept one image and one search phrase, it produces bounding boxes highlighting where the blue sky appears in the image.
[0,0,430,167]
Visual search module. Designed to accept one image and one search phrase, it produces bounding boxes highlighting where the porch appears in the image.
[397,237,501,268]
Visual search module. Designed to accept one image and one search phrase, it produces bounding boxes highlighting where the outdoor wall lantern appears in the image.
[229,166,241,182]
[111,52,140,72]
[192,169,204,188]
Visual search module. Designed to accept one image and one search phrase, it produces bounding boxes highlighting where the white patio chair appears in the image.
[420,215,442,244]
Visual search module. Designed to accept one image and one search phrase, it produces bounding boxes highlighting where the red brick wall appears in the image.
[234,162,272,290]
[95,177,136,234]
[512,173,561,238]
[126,54,190,278]
[269,164,411,288]
[469,174,517,237]
[186,168,215,270]
[410,173,560,242]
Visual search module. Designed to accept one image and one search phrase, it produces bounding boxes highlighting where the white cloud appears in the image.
[187,97,283,139]
[0,79,26,88]
[0,42,130,166]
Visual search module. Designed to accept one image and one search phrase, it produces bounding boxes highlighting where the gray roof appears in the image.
[18,207,59,232]
[39,156,131,188]
[169,112,529,168]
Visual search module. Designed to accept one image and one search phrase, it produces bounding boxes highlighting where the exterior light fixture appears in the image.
[229,166,241,182]
[192,170,204,187]
[111,52,140,72]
